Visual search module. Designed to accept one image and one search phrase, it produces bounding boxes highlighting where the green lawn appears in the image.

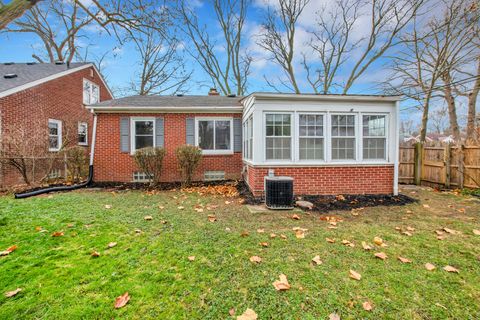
[0,187,479,319]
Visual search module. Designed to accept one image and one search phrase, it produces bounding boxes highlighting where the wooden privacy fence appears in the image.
[399,144,480,189]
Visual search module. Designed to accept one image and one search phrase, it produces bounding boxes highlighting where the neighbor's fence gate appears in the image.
[399,144,480,189]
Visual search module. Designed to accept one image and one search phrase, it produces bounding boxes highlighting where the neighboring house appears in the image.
[87,92,401,196]
[0,62,112,187]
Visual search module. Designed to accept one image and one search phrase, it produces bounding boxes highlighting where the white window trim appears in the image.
[78,121,88,146]
[296,112,326,163]
[83,78,100,105]
[130,117,156,155]
[330,113,358,162]
[361,113,389,162]
[264,112,293,162]
[194,117,234,155]
[48,119,62,152]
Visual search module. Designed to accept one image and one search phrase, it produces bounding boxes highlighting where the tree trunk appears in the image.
[419,95,431,143]
[0,0,38,30]
[466,57,480,144]
[442,73,461,142]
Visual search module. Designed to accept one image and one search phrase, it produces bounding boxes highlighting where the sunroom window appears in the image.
[363,115,386,160]
[331,115,356,160]
[299,114,324,160]
[266,114,291,160]
[197,119,232,153]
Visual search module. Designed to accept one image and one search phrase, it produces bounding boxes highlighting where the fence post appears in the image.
[414,142,423,185]
[444,144,451,189]
[458,144,465,189]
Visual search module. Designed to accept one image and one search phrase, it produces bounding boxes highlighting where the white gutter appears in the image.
[86,106,243,113]
[89,113,98,166]
[241,92,403,103]
[393,100,400,195]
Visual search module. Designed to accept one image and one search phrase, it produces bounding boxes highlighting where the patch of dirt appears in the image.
[236,181,262,205]
[302,194,417,212]
[91,180,241,193]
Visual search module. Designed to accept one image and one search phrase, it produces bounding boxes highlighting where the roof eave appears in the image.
[241,92,402,103]
[86,106,244,113]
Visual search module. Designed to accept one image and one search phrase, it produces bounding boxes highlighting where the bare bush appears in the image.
[133,147,166,186]
[65,146,88,183]
[175,145,202,186]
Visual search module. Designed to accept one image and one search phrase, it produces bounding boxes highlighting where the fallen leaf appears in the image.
[280,234,287,239]
[134,228,142,234]
[443,227,457,234]
[406,226,415,231]
[91,251,100,257]
[144,215,153,221]
[398,256,412,263]
[51,231,64,237]
[402,231,413,237]
[114,292,130,309]
[312,255,323,265]
[270,233,276,238]
[336,194,346,201]
[473,229,480,236]
[237,308,257,320]
[373,237,383,246]
[107,242,117,248]
[229,308,235,316]
[291,214,300,220]
[329,312,341,320]
[425,263,436,271]
[406,210,413,214]
[361,241,372,250]
[423,204,430,208]
[177,206,185,210]
[342,240,355,247]
[249,256,262,263]
[349,269,361,281]
[208,215,217,222]
[0,245,18,256]
[272,274,291,291]
[188,256,195,261]
[293,227,307,239]
[435,230,444,236]
[240,230,249,237]
[259,242,269,247]
[443,265,459,273]
[395,226,401,231]
[160,220,167,224]
[5,288,22,298]
[326,238,336,243]
[362,301,373,311]
[374,252,387,260]
[35,226,42,231]
[256,228,265,233]
[104,205,112,209]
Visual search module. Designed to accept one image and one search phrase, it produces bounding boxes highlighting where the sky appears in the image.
[0,0,471,132]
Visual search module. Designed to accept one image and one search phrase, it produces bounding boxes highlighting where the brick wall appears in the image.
[245,165,394,197]
[93,113,243,183]
[0,66,111,187]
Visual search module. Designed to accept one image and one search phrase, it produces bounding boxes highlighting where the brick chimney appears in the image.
[208,88,220,96]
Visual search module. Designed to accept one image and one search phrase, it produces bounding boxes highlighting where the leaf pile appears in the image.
[181,184,239,197]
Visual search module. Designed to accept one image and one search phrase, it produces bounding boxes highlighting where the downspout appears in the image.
[15,113,98,199]
[393,101,400,196]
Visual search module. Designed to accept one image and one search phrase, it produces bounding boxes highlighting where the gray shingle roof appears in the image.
[92,94,243,107]
[0,62,90,94]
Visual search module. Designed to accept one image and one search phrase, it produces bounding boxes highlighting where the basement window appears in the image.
[204,171,225,181]
[133,172,151,183]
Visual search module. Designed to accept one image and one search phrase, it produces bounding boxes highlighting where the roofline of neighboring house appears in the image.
[0,63,114,99]
[240,92,403,103]
[86,105,243,113]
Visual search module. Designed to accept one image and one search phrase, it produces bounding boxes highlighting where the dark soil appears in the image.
[236,181,263,205]
[302,193,417,212]
[90,180,240,192]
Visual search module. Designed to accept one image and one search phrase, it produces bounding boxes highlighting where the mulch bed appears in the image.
[302,194,417,212]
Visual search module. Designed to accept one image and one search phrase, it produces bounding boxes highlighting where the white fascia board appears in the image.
[86,106,243,113]
[242,92,402,103]
[0,64,98,99]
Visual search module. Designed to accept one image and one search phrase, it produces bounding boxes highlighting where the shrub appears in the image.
[175,145,202,186]
[133,147,166,186]
[65,146,88,183]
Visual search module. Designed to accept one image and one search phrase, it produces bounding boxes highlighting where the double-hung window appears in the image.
[265,114,291,160]
[331,114,356,160]
[363,115,386,160]
[243,116,253,160]
[196,118,233,154]
[48,119,62,152]
[131,118,154,152]
[299,114,324,160]
[83,79,100,104]
[78,122,88,146]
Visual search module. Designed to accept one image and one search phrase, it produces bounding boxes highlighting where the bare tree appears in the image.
[4,0,94,63]
[429,105,449,134]
[177,0,251,96]
[257,0,310,93]
[129,26,191,95]
[304,0,425,94]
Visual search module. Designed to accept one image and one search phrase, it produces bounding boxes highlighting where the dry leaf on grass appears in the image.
[291,214,300,220]
[144,216,153,221]
[342,240,355,247]
[443,227,457,234]
[256,229,265,233]
[240,231,249,237]
[35,226,42,231]
[293,227,307,239]
[398,257,412,263]
[114,292,130,309]
[374,252,387,260]
[373,237,384,246]
[270,233,277,238]
[329,313,341,320]
[349,270,361,281]
[312,255,323,265]
[406,226,415,231]
[51,231,64,237]
[249,256,262,263]
[5,288,22,298]
[326,238,336,243]
[91,251,100,257]
[0,245,18,256]
[425,263,436,271]
[272,274,291,291]
[208,215,217,222]
[236,308,257,320]
[402,231,413,237]
[362,301,373,311]
[259,242,269,247]
[423,204,430,208]
[104,205,112,209]
[472,229,480,236]
[406,210,413,214]
[361,242,372,250]
[177,206,185,210]
[229,308,235,316]
[443,265,459,273]
[280,234,287,239]
[107,242,117,248]
[188,256,195,261]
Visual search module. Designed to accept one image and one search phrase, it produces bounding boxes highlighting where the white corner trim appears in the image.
[393,101,400,195]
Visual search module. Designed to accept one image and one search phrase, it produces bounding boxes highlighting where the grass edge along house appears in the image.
[86,90,401,197]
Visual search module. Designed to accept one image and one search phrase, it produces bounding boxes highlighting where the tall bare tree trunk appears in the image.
[442,72,461,142]
[420,95,431,143]
[466,57,480,144]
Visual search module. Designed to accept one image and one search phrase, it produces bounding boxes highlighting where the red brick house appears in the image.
[87,91,401,197]
[0,62,112,187]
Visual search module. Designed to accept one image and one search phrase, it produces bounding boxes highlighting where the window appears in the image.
[204,171,225,181]
[331,115,356,160]
[299,114,324,160]
[243,116,253,160]
[48,119,62,152]
[265,114,291,160]
[131,118,154,152]
[78,122,88,146]
[133,172,151,182]
[363,115,386,160]
[196,118,232,154]
[83,79,100,104]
